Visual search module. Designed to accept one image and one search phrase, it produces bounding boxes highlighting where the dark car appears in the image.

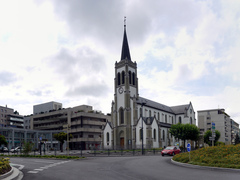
[161,146,181,156]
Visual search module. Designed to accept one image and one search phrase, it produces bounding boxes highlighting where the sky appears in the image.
[0,0,240,124]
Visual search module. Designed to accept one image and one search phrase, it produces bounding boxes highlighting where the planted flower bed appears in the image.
[0,158,11,175]
[173,144,240,169]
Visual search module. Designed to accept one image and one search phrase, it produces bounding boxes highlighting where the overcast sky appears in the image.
[1,0,240,124]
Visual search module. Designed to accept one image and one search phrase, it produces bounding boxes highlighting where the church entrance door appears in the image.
[120,138,124,148]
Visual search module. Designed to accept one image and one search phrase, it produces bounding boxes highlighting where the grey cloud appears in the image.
[66,82,110,97]
[0,71,17,86]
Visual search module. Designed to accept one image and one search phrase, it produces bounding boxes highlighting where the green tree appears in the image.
[170,123,200,151]
[0,135,7,147]
[22,141,34,155]
[53,132,72,152]
[204,130,220,146]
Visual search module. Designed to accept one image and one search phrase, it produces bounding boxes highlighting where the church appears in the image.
[103,20,196,150]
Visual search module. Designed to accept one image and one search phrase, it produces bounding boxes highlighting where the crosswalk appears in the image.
[27,160,71,174]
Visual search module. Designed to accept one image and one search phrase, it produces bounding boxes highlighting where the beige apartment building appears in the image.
[30,104,110,150]
[198,109,233,145]
[1,105,24,128]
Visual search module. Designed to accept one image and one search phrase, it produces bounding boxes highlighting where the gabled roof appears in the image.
[120,22,131,61]
[142,117,155,125]
[137,97,174,114]
[170,104,189,115]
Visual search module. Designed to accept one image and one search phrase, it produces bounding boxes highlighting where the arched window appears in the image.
[117,72,120,86]
[119,107,124,124]
[106,132,109,142]
[132,72,135,85]
[162,130,165,141]
[140,107,142,117]
[190,117,192,124]
[172,117,174,124]
[121,71,125,84]
[139,129,142,140]
[165,115,167,123]
[179,117,182,124]
[149,110,151,117]
[153,129,156,140]
[129,71,132,84]
[158,112,160,121]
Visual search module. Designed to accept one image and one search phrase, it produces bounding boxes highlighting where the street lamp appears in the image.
[141,101,146,155]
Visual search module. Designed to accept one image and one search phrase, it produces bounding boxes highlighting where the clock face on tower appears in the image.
[118,87,123,94]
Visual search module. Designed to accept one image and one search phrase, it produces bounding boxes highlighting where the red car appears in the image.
[161,146,181,156]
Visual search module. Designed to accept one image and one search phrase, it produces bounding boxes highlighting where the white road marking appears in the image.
[28,171,39,173]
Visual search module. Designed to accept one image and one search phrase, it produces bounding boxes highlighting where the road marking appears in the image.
[34,169,44,171]
[34,160,55,163]
[28,171,39,173]
[10,163,25,170]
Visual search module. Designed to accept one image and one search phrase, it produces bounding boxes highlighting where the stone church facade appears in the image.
[103,21,196,150]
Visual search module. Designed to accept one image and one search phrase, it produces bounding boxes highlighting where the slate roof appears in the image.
[137,97,174,114]
[142,117,155,125]
[120,24,131,61]
[137,97,190,115]
[170,104,189,115]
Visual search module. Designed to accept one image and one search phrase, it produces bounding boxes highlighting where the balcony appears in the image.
[70,128,102,133]
[71,137,102,142]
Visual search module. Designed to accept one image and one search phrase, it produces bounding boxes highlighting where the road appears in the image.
[10,156,240,180]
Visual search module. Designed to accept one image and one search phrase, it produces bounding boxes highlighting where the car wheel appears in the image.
[162,154,164,156]
[172,152,175,156]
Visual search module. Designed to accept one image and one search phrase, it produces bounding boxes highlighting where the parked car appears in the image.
[10,146,22,153]
[0,147,8,152]
[161,146,181,156]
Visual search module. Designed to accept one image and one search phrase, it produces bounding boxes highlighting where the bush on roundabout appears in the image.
[0,158,11,175]
[172,144,240,169]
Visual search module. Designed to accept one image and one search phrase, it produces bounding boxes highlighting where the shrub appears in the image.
[0,158,11,175]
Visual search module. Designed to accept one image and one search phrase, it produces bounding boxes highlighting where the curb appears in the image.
[0,166,22,180]
[171,158,240,172]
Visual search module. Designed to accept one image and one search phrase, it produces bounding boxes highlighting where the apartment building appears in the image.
[31,104,111,150]
[0,105,24,128]
[231,119,239,144]
[198,109,232,145]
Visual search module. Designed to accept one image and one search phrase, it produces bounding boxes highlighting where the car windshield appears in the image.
[165,147,174,150]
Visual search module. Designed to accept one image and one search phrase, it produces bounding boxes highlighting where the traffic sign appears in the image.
[187,143,191,152]
[212,122,215,126]
[39,137,42,141]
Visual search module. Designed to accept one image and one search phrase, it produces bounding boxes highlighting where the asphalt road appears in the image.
[10,156,240,180]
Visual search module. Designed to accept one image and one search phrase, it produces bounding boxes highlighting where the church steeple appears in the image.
[121,17,131,61]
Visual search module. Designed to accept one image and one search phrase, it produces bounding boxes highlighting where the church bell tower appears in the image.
[112,17,139,149]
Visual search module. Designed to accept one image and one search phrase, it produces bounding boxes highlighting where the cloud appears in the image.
[0,71,17,86]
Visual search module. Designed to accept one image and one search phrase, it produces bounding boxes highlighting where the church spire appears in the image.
[120,17,131,61]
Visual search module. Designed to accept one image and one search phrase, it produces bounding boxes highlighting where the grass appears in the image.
[0,154,85,159]
[173,144,240,169]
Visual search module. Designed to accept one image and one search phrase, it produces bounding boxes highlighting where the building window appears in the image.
[139,129,142,140]
[172,117,174,124]
[132,72,135,85]
[129,71,132,84]
[162,130,165,141]
[153,129,156,141]
[165,115,167,123]
[149,110,151,117]
[190,117,192,124]
[179,117,182,124]
[106,132,109,142]
[140,108,142,117]
[88,135,94,138]
[117,72,121,86]
[121,71,125,84]
[119,107,124,124]
[158,112,160,120]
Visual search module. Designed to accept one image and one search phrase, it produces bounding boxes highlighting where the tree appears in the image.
[235,133,240,145]
[0,135,7,147]
[204,130,220,146]
[53,132,72,152]
[22,141,34,155]
[169,123,200,151]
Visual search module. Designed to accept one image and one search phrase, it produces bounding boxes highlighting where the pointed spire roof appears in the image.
[120,17,131,61]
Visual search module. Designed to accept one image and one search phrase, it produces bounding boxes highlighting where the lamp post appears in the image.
[141,101,146,155]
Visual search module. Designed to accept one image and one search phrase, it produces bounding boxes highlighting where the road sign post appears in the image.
[187,143,191,162]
